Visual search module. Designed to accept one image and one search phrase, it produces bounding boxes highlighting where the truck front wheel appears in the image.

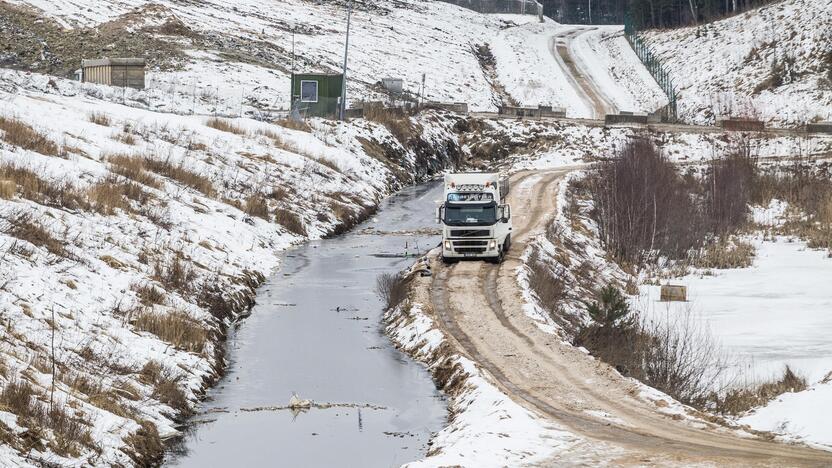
[503,235,511,253]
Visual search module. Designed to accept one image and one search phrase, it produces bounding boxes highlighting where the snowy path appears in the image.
[550,26,617,119]
[416,171,832,466]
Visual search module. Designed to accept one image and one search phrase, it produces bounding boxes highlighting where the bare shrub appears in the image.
[133,310,207,353]
[275,118,311,133]
[88,112,112,127]
[206,117,247,135]
[5,213,66,257]
[526,248,570,320]
[751,161,832,251]
[244,194,269,219]
[375,272,409,310]
[274,208,306,236]
[713,366,808,415]
[0,116,59,156]
[588,139,704,265]
[577,287,729,407]
[706,145,756,234]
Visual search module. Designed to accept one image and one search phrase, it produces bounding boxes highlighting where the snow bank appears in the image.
[386,300,592,468]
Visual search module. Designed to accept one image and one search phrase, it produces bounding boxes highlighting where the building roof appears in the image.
[81,58,146,68]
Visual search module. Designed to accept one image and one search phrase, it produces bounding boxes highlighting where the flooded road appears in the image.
[169,182,446,467]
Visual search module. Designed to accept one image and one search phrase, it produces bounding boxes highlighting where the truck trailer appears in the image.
[436,173,512,263]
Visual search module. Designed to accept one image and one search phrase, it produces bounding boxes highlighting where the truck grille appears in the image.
[450,229,490,237]
[451,239,488,254]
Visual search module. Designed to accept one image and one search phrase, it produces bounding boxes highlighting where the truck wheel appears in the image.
[503,235,511,253]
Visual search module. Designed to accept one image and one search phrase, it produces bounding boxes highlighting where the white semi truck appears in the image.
[436,173,512,263]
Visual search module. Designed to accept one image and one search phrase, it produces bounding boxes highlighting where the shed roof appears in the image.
[81,58,146,68]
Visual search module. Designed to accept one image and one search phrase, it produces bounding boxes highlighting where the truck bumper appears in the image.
[442,238,500,259]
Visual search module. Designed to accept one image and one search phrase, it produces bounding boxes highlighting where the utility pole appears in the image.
[340,0,353,121]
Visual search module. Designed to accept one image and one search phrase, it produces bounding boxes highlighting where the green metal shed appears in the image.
[290,73,344,119]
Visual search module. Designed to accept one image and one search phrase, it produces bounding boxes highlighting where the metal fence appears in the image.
[441,0,544,22]
[624,16,679,122]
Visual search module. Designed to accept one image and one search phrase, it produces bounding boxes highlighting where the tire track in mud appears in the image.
[428,170,832,466]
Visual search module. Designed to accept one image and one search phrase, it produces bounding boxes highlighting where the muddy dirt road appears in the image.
[423,170,832,466]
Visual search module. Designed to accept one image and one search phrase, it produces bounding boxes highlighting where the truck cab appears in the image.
[436,173,512,263]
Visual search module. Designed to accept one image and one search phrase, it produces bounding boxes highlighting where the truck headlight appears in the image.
[489,239,497,250]
[444,240,451,250]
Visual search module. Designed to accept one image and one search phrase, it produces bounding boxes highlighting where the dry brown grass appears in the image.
[122,420,164,466]
[87,175,151,215]
[132,283,166,307]
[0,116,60,156]
[138,361,191,416]
[88,112,112,127]
[206,117,247,135]
[133,310,208,353]
[275,208,306,236]
[107,154,162,190]
[713,366,808,415]
[363,105,415,144]
[108,153,214,196]
[0,380,95,458]
[269,185,289,201]
[691,239,756,269]
[153,254,196,295]
[0,163,89,210]
[244,194,270,219]
[0,180,14,199]
[5,213,66,257]
[113,132,137,145]
[275,118,311,133]
[143,158,215,197]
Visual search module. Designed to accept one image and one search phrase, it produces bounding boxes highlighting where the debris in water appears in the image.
[289,392,312,409]
[239,402,387,413]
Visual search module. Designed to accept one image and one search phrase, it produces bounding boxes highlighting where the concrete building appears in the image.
[81,58,146,89]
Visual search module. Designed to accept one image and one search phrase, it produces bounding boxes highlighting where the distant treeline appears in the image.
[541,0,782,28]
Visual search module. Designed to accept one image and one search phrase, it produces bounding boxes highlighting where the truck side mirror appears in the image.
[501,205,510,223]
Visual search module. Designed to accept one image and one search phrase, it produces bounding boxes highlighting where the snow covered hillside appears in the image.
[0,66,468,464]
[0,0,584,114]
[644,0,832,126]
[1,0,669,117]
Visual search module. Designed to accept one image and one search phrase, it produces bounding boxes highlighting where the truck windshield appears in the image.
[444,203,497,226]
